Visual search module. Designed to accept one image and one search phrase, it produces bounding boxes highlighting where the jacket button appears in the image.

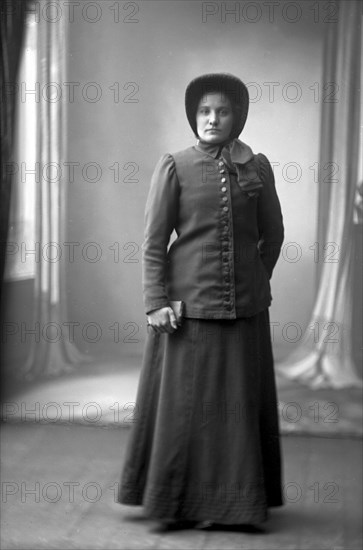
[221,178,226,183]
[221,186,227,192]
[222,196,228,202]
[223,206,229,212]
[218,161,224,167]
[224,276,230,282]
[220,169,225,174]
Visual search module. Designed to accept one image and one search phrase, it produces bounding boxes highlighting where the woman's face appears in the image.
[196,92,234,144]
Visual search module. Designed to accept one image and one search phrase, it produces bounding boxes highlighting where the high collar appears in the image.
[195,138,262,193]
[194,140,225,159]
[194,138,254,164]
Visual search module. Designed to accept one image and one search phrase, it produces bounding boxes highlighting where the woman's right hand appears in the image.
[147,307,178,334]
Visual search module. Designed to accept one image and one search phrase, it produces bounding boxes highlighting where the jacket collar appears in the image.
[195,138,262,194]
[194,138,254,164]
[194,140,224,159]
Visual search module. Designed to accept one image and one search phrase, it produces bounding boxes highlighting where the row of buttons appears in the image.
[218,160,234,312]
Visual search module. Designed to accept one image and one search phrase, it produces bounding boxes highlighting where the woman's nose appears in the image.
[209,112,218,125]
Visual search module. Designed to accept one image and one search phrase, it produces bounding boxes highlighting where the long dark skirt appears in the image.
[117,309,283,524]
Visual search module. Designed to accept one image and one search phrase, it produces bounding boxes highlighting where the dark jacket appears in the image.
[142,140,284,319]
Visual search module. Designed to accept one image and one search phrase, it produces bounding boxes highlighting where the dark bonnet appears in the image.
[185,73,249,139]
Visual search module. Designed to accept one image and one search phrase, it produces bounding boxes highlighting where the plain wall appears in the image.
[64,0,325,360]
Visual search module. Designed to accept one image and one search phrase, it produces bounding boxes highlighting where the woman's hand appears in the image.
[147,307,178,333]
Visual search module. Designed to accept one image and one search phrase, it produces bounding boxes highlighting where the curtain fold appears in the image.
[17,1,89,378]
[0,0,29,301]
[277,0,362,388]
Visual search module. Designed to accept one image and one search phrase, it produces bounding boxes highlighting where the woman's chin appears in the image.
[199,134,225,145]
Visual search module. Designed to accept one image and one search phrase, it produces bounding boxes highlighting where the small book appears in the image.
[169,300,185,326]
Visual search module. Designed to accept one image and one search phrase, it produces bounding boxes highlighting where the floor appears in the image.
[1,357,362,437]
[1,422,362,550]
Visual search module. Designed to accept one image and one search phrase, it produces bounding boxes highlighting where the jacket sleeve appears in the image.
[142,153,180,314]
[257,153,284,279]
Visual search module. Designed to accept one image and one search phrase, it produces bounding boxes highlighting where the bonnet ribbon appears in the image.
[221,139,263,194]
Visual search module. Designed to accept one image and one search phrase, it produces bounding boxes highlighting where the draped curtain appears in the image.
[4,1,88,378]
[0,0,28,299]
[277,0,362,388]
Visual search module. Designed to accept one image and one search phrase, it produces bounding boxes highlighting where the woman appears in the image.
[118,73,284,529]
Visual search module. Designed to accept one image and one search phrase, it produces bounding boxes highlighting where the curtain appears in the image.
[277,0,362,389]
[13,1,88,378]
[0,0,29,301]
